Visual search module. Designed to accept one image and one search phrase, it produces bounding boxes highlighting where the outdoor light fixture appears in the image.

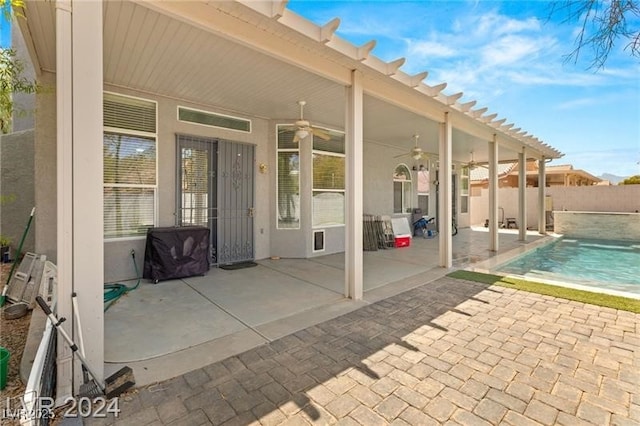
[295,128,310,140]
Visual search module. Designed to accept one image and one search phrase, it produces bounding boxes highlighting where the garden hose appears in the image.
[104,249,141,311]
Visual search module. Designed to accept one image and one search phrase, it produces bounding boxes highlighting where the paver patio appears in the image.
[85,276,640,425]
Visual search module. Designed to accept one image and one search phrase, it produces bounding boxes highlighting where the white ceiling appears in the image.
[20,0,558,164]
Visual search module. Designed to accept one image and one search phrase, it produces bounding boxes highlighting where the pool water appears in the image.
[497,238,640,296]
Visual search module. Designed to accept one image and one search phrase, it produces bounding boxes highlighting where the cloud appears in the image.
[555,97,598,110]
[481,35,549,66]
[407,40,457,58]
[475,14,542,38]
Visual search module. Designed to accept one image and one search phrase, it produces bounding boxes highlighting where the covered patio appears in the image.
[104,228,546,386]
[15,0,562,398]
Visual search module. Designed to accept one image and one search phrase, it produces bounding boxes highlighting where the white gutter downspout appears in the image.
[488,135,499,252]
[438,112,452,268]
[518,148,527,241]
[56,0,105,399]
[345,70,364,300]
[538,157,547,234]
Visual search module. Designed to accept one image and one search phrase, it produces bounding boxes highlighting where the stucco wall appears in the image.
[470,185,640,229]
[104,85,272,282]
[34,72,57,261]
[0,129,35,254]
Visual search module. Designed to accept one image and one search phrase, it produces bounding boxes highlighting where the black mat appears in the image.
[219,261,258,271]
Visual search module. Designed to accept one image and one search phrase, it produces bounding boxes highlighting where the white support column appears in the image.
[56,0,74,402]
[538,157,546,234]
[518,148,527,241]
[57,0,104,399]
[488,136,499,251]
[438,112,452,268]
[345,70,364,300]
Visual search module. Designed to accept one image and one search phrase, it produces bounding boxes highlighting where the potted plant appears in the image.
[0,236,10,263]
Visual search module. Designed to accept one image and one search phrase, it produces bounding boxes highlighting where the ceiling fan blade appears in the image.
[393,153,409,158]
[312,127,331,141]
[278,126,295,133]
[292,133,300,143]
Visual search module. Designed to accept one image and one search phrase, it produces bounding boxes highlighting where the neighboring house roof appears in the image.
[470,161,601,184]
[469,163,517,181]
[524,164,601,182]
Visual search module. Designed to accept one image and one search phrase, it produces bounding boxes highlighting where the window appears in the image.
[103,92,157,239]
[277,126,300,229]
[313,131,345,227]
[460,166,469,214]
[178,106,251,133]
[417,166,430,216]
[393,164,412,213]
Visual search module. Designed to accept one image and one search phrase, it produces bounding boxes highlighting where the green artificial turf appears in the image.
[447,270,640,314]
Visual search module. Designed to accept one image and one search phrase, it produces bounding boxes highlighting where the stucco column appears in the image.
[56,0,73,402]
[538,157,546,233]
[518,148,527,241]
[488,136,498,251]
[438,112,452,268]
[57,0,104,399]
[345,70,363,300]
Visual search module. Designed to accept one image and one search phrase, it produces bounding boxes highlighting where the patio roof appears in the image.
[17,0,563,164]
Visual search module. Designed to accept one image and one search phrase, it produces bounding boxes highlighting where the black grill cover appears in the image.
[143,226,210,282]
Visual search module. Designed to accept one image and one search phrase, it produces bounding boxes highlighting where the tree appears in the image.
[1,0,36,134]
[619,175,640,184]
[550,0,640,69]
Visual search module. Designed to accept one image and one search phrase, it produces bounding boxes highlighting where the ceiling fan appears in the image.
[394,134,429,161]
[463,151,487,170]
[282,100,331,143]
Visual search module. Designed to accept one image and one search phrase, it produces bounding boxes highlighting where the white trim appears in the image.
[177,105,252,134]
[103,126,156,139]
[311,149,345,158]
[104,235,147,243]
[312,224,344,229]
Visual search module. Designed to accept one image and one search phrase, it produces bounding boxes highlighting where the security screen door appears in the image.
[177,135,255,265]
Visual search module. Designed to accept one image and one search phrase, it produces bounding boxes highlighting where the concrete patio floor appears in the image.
[104,229,544,386]
[89,274,640,426]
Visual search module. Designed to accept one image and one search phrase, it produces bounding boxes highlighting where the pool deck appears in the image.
[85,275,640,425]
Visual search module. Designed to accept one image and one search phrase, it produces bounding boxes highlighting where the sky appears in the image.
[1,1,638,177]
[287,0,640,178]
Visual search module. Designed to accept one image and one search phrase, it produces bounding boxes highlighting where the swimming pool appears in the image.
[497,237,640,297]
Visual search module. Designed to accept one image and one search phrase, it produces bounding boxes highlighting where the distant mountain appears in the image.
[599,173,627,184]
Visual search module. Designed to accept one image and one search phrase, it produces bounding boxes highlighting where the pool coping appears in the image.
[467,233,640,301]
